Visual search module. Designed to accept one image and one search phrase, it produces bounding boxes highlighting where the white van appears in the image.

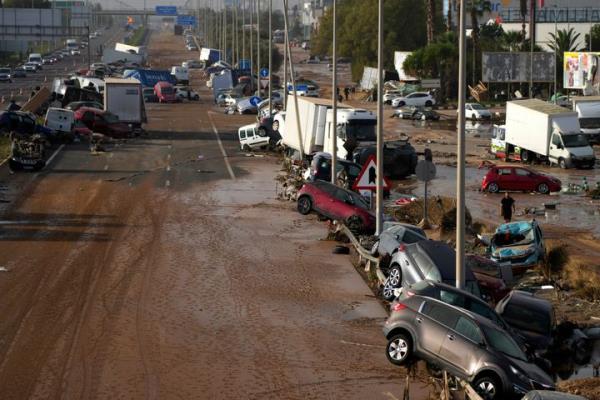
[170,66,189,85]
[238,123,269,151]
[28,53,43,68]
[45,108,74,134]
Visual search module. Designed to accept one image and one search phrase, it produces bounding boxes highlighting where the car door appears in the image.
[312,183,338,217]
[514,168,534,191]
[495,167,513,190]
[417,302,458,365]
[332,188,357,221]
[439,315,485,378]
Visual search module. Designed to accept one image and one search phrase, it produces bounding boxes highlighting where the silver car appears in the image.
[383,295,555,399]
[372,222,426,260]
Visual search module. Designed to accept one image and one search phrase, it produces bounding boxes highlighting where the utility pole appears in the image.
[231,4,236,66]
[375,0,384,235]
[242,0,246,61]
[87,25,91,70]
[529,0,535,97]
[331,0,337,185]
[224,5,227,64]
[283,0,304,156]
[283,12,287,110]
[456,0,467,290]
[257,0,261,97]
[250,0,254,90]
[268,0,272,116]
[554,5,557,102]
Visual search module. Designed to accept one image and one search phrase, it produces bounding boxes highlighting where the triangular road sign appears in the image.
[352,155,391,191]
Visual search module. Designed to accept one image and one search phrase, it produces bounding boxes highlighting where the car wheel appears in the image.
[537,182,549,194]
[386,333,413,366]
[297,195,312,215]
[425,100,432,106]
[387,264,402,287]
[473,374,502,400]
[381,278,397,301]
[487,182,499,193]
[194,95,199,100]
[520,149,531,163]
[397,101,405,108]
[272,121,279,132]
[558,158,567,169]
[242,144,251,152]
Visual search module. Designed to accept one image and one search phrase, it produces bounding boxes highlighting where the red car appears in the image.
[74,107,132,138]
[297,180,375,232]
[466,254,512,304]
[154,81,178,103]
[481,165,561,194]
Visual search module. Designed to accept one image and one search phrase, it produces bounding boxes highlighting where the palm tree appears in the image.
[548,28,584,89]
[426,0,436,44]
[468,0,492,80]
[502,30,524,52]
[519,0,528,39]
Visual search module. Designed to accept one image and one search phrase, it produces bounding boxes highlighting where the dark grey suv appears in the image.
[383,295,554,399]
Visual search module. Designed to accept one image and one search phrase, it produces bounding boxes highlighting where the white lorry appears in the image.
[103,78,146,130]
[491,99,595,169]
[101,48,144,65]
[282,95,376,159]
[571,96,600,143]
[66,39,79,51]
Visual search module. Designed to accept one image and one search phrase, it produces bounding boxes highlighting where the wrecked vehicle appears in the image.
[481,166,562,194]
[383,295,555,399]
[496,291,556,354]
[74,107,132,139]
[466,254,513,304]
[304,152,362,191]
[9,132,45,171]
[488,220,546,273]
[297,180,375,233]
[370,222,427,267]
[352,137,417,179]
[522,390,588,400]
[382,240,481,301]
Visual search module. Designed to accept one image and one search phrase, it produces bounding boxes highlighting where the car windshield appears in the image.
[482,325,528,361]
[470,104,485,110]
[103,112,119,124]
[561,133,589,147]
[492,227,534,247]
[345,120,376,141]
[0,68,10,73]
[501,303,551,334]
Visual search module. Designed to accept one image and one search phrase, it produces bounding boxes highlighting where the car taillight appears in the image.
[397,244,406,252]
[392,303,407,312]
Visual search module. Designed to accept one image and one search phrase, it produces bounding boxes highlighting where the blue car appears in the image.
[488,220,546,274]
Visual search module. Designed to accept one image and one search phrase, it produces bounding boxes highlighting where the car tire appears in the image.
[387,264,402,287]
[520,149,531,163]
[242,144,251,152]
[558,158,567,169]
[386,333,413,366]
[381,279,397,301]
[473,374,503,400]
[425,100,432,106]
[297,195,312,215]
[396,101,405,108]
[537,183,550,194]
[194,95,199,100]
[487,182,499,193]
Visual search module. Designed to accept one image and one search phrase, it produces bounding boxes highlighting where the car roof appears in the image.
[78,107,104,113]
[495,220,536,234]
[501,290,553,313]
[410,240,475,280]
[414,279,485,303]
[416,295,499,329]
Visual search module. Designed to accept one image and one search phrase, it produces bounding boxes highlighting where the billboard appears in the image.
[482,52,555,83]
[563,52,600,90]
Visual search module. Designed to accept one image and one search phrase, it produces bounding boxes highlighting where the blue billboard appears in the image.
[176,15,197,27]
[155,6,177,16]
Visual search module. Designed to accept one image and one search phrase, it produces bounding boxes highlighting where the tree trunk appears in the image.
[470,7,480,86]
[446,0,452,32]
[426,0,435,43]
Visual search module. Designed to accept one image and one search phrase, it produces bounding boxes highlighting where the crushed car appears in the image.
[487,220,546,274]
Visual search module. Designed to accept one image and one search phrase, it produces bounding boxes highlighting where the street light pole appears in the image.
[268,0,272,116]
[456,0,467,290]
[257,0,261,97]
[375,0,383,235]
[331,0,337,185]
[554,5,557,103]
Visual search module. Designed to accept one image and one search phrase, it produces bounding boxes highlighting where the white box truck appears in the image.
[101,48,144,65]
[283,95,376,158]
[494,99,595,169]
[103,78,146,130]
[571,96,600,143]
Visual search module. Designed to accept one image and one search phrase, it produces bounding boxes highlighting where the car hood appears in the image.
[568,145,594,157]
[492,244,535,259]
[512,328,552,351]
[511,356,554,387]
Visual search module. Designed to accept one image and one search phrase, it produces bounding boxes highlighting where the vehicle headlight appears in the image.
[510,365,528,382]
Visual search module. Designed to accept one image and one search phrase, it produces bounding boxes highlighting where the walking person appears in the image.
[500,192,516,223]
[344,87,350,101]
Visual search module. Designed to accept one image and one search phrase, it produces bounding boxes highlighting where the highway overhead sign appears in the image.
[156,6,177,16]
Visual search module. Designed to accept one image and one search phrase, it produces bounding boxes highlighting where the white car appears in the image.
[224,93,242,107]
[383,91,403,104]
[238,123,269,150]
[463,103,492,120]
[175,86,200,100]
[391,92,435,108]
[23,63,37,72]
[554,95,571,108]
[71,49,81,56]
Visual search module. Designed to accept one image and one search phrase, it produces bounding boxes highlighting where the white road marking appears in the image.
[167,154,171,160]
[165,179,171,187]
[44,144,65,168]
[207,113,235,180]
[166,165,171,172]
[339,340,382,348]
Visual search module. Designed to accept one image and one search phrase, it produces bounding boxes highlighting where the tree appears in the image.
[426,0,436,44]
[501,30,524,52]
[585,24,600,51]
[468,0,492,61]
[548,28,585,90]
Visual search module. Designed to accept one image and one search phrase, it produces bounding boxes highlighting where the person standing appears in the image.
[500,192,516,223]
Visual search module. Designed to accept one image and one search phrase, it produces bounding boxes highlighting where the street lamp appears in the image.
[553,5,557,103]
[375,0,383,235]
[331,0,337,185]
[456,0,467,290]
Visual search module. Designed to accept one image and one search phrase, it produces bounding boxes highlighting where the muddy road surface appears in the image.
[0,30,422,400]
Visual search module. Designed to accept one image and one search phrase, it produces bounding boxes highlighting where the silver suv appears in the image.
[383,295,554,399]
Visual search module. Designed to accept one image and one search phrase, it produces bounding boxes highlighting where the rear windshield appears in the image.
[501,303,551,335]
[580,117,600,129]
